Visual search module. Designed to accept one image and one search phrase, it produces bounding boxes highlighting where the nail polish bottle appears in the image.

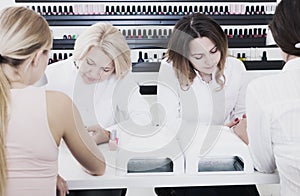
[224,6,229,15]
[238,29,243,38]
[188,6,193,14]
[168,6,172,15]
[157,6,162,15]
[142,5,147,15]
[173,6,179,15]
[193,6,198,13]
[37,6,41,14]
[47,6,52,15]
[64,53,68,60]
[137,51,144,63]
[261,51,267,61]
[105,6,110,15]
[42,6,47,15]
[131,6,136,15]
[143,29,148,39]
[241,53,247,61]
[115,6,121,15]
[243,29,248,38]
[109,130,118,151]
[147,5,152,15]
[138,29,142,39]
[228,29,233,38]
[152,6,157,15]
[144,53,150,62]
[214,6,219,15]
[63,6,68,15]
[58,5,63,15]
[153,54,159,62]
[53,53,58,63]
[120,5,125,15]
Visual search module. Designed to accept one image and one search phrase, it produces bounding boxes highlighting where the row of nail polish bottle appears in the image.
[137,51,165,63]
[122,29,172,39]
[30,4,275,16]
[224,28,267,39]
[48,53,72,64]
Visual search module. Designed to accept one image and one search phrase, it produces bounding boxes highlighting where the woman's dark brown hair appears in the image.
[269,0,300,57]
[166,13,227,90]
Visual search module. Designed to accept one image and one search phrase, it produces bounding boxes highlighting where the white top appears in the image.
[157,56,246,126]
[45,58,150,129]
[246,57,300,196]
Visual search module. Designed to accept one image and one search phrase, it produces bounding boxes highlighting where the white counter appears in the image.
[58,142,279,192]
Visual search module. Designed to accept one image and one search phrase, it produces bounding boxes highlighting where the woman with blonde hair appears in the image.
[0,6,105,196]
[46,23,140,146]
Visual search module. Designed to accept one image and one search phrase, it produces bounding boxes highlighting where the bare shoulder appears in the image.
[46,90,73,112]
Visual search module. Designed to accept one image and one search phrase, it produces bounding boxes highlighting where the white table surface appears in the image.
[58,142,279,191]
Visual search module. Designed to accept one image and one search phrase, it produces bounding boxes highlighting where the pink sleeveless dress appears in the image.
[6,86,58,196]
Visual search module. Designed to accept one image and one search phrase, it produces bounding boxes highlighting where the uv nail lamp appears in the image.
[178,124,254,175]
[114,121,185,176]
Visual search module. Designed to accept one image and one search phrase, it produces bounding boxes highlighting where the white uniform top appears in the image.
[246,57,300,196]
[157,56,246,126]
[45,57,150,129]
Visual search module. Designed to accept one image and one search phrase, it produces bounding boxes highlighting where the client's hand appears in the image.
[56,175,69,196]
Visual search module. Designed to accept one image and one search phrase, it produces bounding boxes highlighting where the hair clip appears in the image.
[295,43,300,49]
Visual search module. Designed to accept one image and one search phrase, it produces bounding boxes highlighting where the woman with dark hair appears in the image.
[234,0,300,195]
[158,13,246,133]
[156,13,258,196]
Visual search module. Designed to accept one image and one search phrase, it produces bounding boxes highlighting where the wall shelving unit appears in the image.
[15,0,282,70]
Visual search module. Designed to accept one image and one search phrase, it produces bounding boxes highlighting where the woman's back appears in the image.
[6,86,58,196]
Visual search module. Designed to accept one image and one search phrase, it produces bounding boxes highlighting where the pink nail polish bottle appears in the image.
[109,129,118,151]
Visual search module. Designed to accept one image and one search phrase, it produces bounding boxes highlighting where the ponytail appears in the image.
[0,63,10,196]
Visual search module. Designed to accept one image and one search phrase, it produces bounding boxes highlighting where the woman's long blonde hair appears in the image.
[0,6,52,195]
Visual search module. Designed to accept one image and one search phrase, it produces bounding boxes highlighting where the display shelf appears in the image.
[44,14,273,26]
[244,60,284,70]
[53,37,270,50]
[131,61,285,72]
[16,0,277,2]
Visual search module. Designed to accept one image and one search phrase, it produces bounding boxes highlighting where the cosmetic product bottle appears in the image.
[241,53,247,61]
[131,6,136,15]
[109,129,118,151]
[153,54,159,62]
[137,5,141,15]
[261,51,267,61]
[193,6,198,13]
[137,51,144,63]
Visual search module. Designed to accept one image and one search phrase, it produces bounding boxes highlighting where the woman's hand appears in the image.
[225,118,240,128]
[56,175,69,196]
[87,124,110,145]
[232,114,249,145]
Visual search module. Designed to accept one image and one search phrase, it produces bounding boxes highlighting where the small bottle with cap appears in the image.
[109,129,118,151]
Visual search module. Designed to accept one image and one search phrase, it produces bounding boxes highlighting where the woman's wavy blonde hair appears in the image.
[73,23,131,78]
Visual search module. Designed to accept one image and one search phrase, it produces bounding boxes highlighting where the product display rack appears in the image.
[16,0,281,70]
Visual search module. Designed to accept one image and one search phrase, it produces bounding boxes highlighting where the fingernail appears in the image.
[234,118,239,122]
[242,114,246,118]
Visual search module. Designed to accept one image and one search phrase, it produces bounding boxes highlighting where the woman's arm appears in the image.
[47,91,106,175]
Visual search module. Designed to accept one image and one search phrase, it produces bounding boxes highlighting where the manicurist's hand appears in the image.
[232,116,249,145]
[86,124,110,145]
